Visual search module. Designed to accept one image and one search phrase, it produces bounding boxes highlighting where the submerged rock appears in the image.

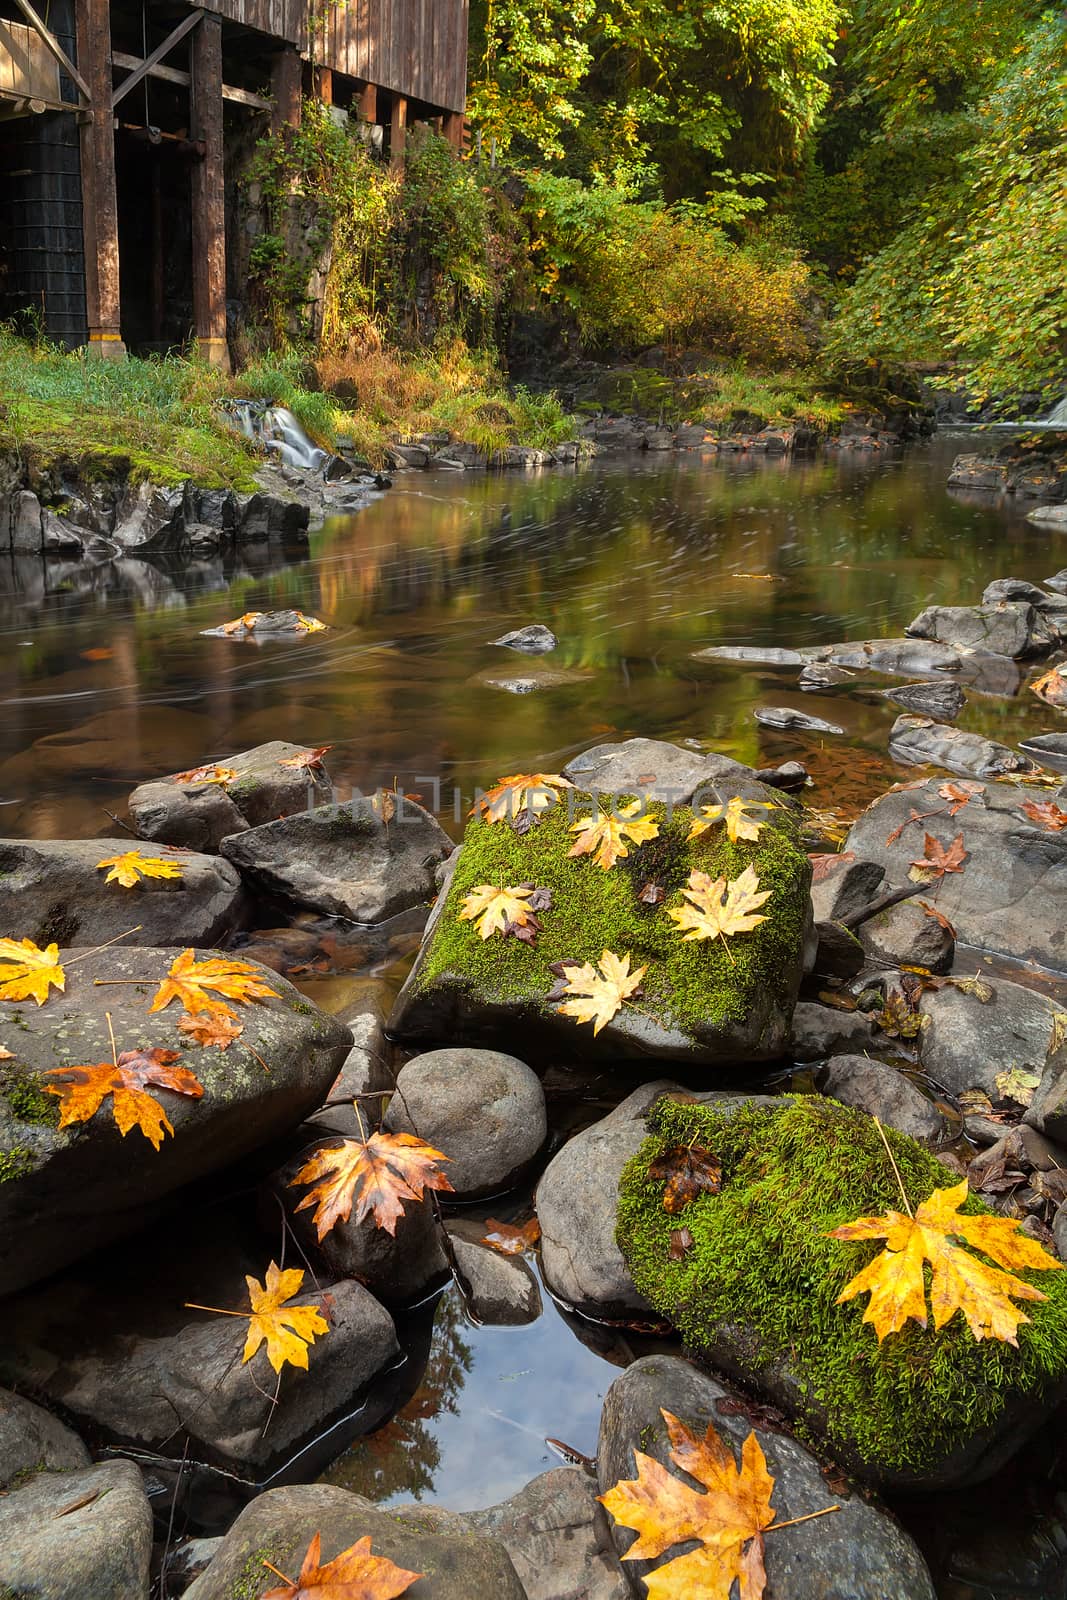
[821,638,964,676]
[128,738,333,852]
[905,601,1058,660]
[754,705,845,735]
[491,623,559,654]
[598,1357,936,1600]
[616,1095,1067,1487]
[692,644,810,667]
[0,1460,152,1600]
[472,663,590,693]
[889,715,1037,780]
[446,1228,543,1325]
[882,680,966,720]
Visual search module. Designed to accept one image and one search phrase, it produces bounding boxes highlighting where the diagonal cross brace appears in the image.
[10,0,91,103]
[111,8,202,110]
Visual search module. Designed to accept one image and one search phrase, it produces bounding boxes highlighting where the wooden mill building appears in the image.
[0,0,469,361]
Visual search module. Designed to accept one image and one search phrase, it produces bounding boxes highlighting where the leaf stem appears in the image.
[65,926,144,966]
[105,1011,118,1073]
[767,1504,841,1533]
[874,1116,913,1217]
[260,1558,295,1586]
[183,1302,250,1319]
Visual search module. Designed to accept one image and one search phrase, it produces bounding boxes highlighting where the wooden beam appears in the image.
[443,111,465,151]
[270,45,301,135]
[10,0,90,103]
[76,0,124,356]
[190,13,228,369]
[111,10,201,111]
[314,64,332,105]
[389,93,407,170]
[111,50,272,109]
[357,82,376,123]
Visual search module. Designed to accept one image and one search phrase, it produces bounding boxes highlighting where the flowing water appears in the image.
[5,434,1067,1596]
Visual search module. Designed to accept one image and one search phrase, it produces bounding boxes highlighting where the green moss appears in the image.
[0,1146,36,1183]
[0,1065,60,1127]
[418,791,810,1044]
[232,1543,295,1599]
[616,1095,1067,1474]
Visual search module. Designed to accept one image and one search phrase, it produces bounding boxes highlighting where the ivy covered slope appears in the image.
[389,790,811,1065]
[617,1095,1067,1488]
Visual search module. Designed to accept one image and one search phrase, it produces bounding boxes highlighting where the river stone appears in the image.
[129,739,334,852]
[1026,1058,1067,1143]
[692,645,809,667]
[982,577,1067,611]
[882,680,966,720]
[818,1056,945,1141]
[809,852,885,923]
[382,1048,547,1197]
[888,715,1036,779]
[561,737,786,809]
[311,987,395,1137]
[200,608,319,639]
[473,663,590,693]
[799,661,855,690]
[1056,1202,1067,1261]
[813,920,866,980]
[0,945,350,1293]
[1019,732,1067,773]
[753,706,845,735]
[0,1459,152,1599]
[184,1484,526,1600]
[821,638,964,676]
[616,1096,1067,1489]
[845,777,1067,969]
[791,1000,877,1061]
[163,1537,223,1595]
[597,1357,936,1600]
[491,624,559,653]
[389,782,811,1066]
[0,835,245,949]
[859,897,954,973]
[446,1227,543,1325]
[18,1278,398,1470]
[916,975,1067,1099]
[220,793,452,923]
[905,601,1058,659]
[0,1387,89,1488]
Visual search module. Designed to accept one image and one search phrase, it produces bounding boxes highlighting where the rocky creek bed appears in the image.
[3,437,1067,1599]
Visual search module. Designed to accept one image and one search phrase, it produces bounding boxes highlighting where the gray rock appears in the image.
[0,835,244,950]
[447,1228,543,1325]
[598,1357,936,1600]
[799,661,855,690]
[692,645,809,667]
[754,706,845,734]
[918,975,1067,1099]
[905,601,1058,659]
[1019,732,1067,773]
[819,1056,945,1141]
[755,759,809,791]
[882,680,966,720]
[561,737,784,809]
[1055,1201,1067,1260]
[1046,565,1067,590]
[810,853,885,924]
[23,1278,397,1469]
[313,988,395,1137]
[822,638,964,676]
[0,1459,152,1600]
[185,1484,526,1600]
[1024,1059,1067,1143]
[846,777,1067,969]
[0,945,350,1293]
[201,607,320,639]
[129,739,334,852]
[859,897,954,974]
[813,920,866,980]
[1030,506,1067,528]
[112,479,188,552]
[492,624,559,654]
[0,1388,89,1488]
[383,1048,547,1198]
[473,663,591,693]
[888,715,1035,779]
[221,793,452,923]
[163,1537,223,1596]
[982,578,1067,611]
[792,1001,877,1061]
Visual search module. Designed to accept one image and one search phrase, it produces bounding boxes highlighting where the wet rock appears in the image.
[163,1537,223,1595]
[846,776,1067,969]
[1024,1058,1067,1143]
[1046,565,1067,590]
[24,1277,397,1469]
[822,637,964,676]
[888,714,1036,778]
[1030,505,1067,528]
[905,601,1058,659]
[692,645,809,667]
[917,975,1067,1099]
[129,739,333,852]
[598,1357,936,1598]
[859,898,954,974]
[1056,1202,1067,1260]
[446,1227,543,1325]
[1019,732,1067,772]
[0,835,244,950]
[491,624,559,654]
[220,793,452,924]
[472,663,591,694]
[982,577,1067,611]
[819,1055,945,1141]
[792,1000,877,1061]
[753,706,845,735]
[562,736,784,808]
[112,479,187,552]
[314,989,394,1137]
[813,920,866,980]
[810,853,885,923]
[200,607,321,640]
[0,945,350,1293]
[0,1388,89,1488]
[798,660,855,690]
[185,1484,526,1600]
[754,759,809,792]
[882,680,966,720]
[382,1048,547,1198]
[0,1460,152,1600]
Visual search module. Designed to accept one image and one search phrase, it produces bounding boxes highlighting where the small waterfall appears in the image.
[221,398,342,475]
[1044,395,1067,426]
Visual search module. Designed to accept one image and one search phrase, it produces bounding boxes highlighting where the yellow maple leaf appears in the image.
[472,772,573,824]
[828,1179,1062,1345]
[149,948,279,1022]
[569,799,660,870]
[668,865,771,943]
[95,850,184,889]
[600,1409,778,1600]
[169,762,238,787]
[556,949,646,1035]
[291,1131,454,1238]
[689,795,774,844]
[0,938,66,1005]
[458,883,548,939]
[261,1532,421,1600]
[241,1262,329,1373]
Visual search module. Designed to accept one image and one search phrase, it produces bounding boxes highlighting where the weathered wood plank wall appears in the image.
[0,19,62,103]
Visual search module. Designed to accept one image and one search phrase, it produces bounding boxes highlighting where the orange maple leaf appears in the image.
[471,772,573,825]
[569,799,660,870]
[1030,665,1067,708]
[648,1144,723,1214]
[177,1011,244,1049]
[1022,799,1067,832]
[483,1216,541,1254]
[908,831,967,882]
[169,762,238,786]
[937,781,984,815]
[261,1531,421,1599]
[149,948,279,1021]
[0,938,65,1005]
[279,746,334,771]
[828,1179,1062,1345]
[46,1047,203,1149]
[291,1132,454,1238]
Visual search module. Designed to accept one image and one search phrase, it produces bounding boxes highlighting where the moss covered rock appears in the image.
[616,1094,1067,1488]
[389,789,812,1065]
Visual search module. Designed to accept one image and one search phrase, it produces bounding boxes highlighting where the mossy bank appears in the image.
[616,1095,1067,1486]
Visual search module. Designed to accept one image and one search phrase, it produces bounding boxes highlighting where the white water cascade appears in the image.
[1044,394,1067,427]
[222,398,336,473]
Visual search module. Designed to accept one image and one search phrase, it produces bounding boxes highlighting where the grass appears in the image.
[579,359,848,433]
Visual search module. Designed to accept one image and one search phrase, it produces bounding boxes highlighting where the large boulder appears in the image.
[184,1483,527,1600]
[0,1387,89,1488]
[221,794,452,923]
[905,601,1059,659]
[128,739,334,852]
[0,836,245,949]
[560,737,786,808]
[0,1459,152,1600]
[887,716,1035,779]
[845,776,1067,970]
[389,783,812,1065]
[0,944,350,1292]
[598,1357,935,1600]
[616,1095,1067,1488]
[917,974,1067,1099]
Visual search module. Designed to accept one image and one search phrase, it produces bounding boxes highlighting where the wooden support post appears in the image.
[389,93,407,170]
[314,64,332,105]
[443,111,465,152]
[76,0,125,357]
[190,13,228,370]
[357,81,376,123]
[271,45,301,135]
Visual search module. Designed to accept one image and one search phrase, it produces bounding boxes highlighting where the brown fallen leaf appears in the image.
[483,1216,541,1254]
[648,1144,723,1213]
[52,1489,101,1518]
[260,1530,420,1599]
[177,1011,244,1050]
[0,1045,13,1060]
[169,762,238,787]
[149,948,279,1022]
[810,850,852,883]
[279,745,334,771]
[472,772,573,825]
[918,900,956,936]
[909,831,967,882]
[937,781,984,815]
[0,937,66,1006]
[95,849,183,889]
[46,1047,203,1149]
[638,881,666,906]
[1030,665,1067,708]
[669,1226,694,1260]
[291,1131,454,1237]
[1021,799,1067,832]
